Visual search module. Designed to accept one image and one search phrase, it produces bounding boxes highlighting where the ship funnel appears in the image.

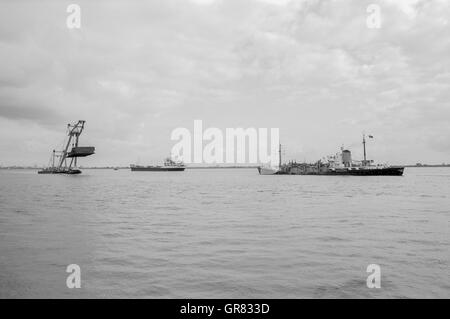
[342,150,352,167]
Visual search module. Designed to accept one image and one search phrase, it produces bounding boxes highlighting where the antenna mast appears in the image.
[363,133,367,166]
[279,143,282,168]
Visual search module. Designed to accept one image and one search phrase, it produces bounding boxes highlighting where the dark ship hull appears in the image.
[38,168,82,175]
[279,165,404,176]
[323,166,404,176]
[131,166,185,172]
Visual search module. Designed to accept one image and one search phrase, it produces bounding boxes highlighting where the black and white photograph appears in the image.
[0,0,449,305]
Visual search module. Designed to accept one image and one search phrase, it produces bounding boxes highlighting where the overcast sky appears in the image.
[0,0,449,166]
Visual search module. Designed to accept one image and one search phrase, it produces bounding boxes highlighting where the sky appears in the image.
[0,0,449,166]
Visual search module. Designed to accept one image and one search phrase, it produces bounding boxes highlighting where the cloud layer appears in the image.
[0,0,449,165]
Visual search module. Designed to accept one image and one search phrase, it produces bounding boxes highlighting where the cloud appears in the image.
[190,0,218,5]
[0,0,449,165]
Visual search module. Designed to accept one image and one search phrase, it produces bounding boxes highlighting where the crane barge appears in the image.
[38,120,95,175]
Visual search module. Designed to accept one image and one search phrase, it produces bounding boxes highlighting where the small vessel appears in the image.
[38,120,95,175]
[130,158,185,172]
[257,166,279,175]
[257,143,282,175]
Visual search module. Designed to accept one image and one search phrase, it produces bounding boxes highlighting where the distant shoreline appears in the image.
[1,165,449,170]
[0,166,260,170]
[404,165,450,168]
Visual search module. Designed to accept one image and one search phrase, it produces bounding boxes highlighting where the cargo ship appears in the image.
[130,158,185,172]
[258,135,404,176]
[38,120,95,175]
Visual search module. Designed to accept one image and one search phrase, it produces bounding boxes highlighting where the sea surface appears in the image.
[0,167,448,298]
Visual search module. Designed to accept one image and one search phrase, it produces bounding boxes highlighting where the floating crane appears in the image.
[38,120,95,174]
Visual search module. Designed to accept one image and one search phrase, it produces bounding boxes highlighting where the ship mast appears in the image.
[279,143,282,169]
[363,133,367,166]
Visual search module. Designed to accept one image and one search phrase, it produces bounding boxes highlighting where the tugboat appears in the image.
[38,120,95,175]
[130,158,185,172]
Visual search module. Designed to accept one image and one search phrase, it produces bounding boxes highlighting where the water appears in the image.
[0,168,448,298]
